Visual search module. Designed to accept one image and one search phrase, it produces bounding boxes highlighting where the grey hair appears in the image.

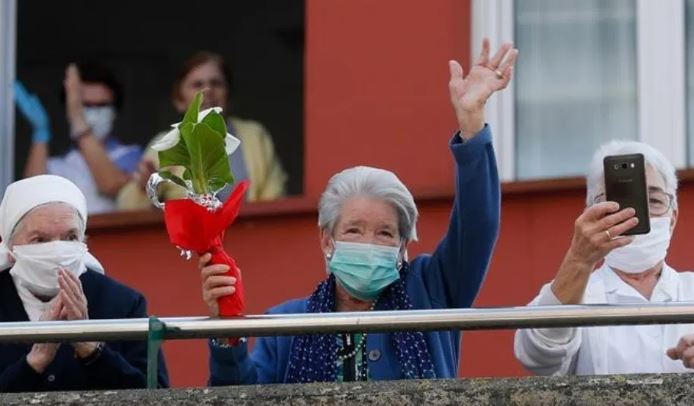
[586,140,678,208]
[318,166,418,242]
[8,202,86,247]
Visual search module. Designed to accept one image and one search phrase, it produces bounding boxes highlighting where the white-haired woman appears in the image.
[515,140,694,375]
[200,40,518,384]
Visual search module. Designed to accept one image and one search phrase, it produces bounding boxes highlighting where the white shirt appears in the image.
[47,143,140,214]
[514,263,694,375]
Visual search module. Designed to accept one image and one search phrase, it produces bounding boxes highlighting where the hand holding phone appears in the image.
[603,153,650,235]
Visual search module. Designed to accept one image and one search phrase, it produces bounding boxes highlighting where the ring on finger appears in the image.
[605,229,612,240]
[487,66,503,79]
[487,66,504,79]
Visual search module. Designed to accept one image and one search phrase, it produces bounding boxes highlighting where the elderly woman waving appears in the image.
[201,39,518,384]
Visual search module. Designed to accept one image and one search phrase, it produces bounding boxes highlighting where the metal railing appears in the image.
[6,303,694,388]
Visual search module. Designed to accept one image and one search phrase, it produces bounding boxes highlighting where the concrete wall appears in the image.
[2,374,693,405]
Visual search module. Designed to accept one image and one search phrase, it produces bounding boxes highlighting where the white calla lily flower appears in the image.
[150,106,233,153]
[225,134,241,155]
[151,127,181,151]
[199,106,223,120]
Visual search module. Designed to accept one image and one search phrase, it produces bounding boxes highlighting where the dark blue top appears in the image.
[209,126,500,385]
[0,270,169,392]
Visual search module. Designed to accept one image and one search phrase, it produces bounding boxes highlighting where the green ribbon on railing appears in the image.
[147,315,167,389]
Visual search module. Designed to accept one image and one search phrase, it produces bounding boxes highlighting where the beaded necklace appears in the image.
[336,297,377,363]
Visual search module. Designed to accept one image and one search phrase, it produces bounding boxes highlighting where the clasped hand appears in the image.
[26,269,99,373]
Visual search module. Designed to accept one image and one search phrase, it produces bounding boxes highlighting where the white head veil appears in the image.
[0,175,104,273]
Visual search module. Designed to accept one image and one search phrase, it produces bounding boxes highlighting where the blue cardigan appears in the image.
[0,269,169,392]
[210,126,500,384]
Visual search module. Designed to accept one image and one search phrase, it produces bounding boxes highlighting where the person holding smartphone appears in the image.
[514,140,694,375]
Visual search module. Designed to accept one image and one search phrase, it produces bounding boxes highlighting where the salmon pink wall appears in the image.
[304,0,471,199]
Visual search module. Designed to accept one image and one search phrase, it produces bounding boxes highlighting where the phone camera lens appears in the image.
[621,163,628,169]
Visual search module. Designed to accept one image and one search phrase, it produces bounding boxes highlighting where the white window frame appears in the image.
[473,0,687,182]
[0,0,16,194]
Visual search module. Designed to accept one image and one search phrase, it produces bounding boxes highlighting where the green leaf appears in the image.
[179,122,194,140]
[159,170,188,190]
[181,122,234,194]
[158,130,191,169]
[182,91,203,125]
[200,110,228,139]
[209,175,234,193]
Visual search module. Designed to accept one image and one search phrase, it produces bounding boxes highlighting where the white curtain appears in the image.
[514,0,637,179]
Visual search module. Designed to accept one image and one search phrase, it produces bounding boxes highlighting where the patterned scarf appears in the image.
[286,263,436,382]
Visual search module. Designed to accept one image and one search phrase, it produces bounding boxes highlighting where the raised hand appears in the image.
[58,269,102,359]
[449,38,518,138]
[14,81,51,144]
[565,203,638,267]
[58,269,89,321]
[133,157,158,192]
[64,64,89,136]
[551,202,637,304]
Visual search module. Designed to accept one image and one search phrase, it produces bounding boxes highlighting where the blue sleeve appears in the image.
[113,146,142,174]
[209,336,279,385]
[81,295,169,389]
[417,125,500,309]
[0,356,44,392]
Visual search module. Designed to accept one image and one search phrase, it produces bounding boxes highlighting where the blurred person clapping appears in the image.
[18,62,142,214]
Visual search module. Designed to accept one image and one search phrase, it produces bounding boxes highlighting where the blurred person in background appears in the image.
[0,175,168,392]
[16,62,142,214]
[117,51,287,209]
[515,140,694,375]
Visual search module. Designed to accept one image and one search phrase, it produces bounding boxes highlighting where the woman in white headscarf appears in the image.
[0,175,168,392]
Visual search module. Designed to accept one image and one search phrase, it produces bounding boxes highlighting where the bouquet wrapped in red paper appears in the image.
[146,92,247,316]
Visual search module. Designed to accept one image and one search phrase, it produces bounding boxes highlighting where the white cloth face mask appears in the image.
[82,106,116,140]
[604,216,672,274]
[9,241,88,298]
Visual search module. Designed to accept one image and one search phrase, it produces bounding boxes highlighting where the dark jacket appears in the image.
[0,269,169,392]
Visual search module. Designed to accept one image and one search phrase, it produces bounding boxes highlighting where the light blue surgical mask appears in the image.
[83,105,116,140]
[327,240,401,301]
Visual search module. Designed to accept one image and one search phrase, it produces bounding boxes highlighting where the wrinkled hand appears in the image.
[449,38,518,138]
[564,202,638,268]
[58,269,88,320]
[26,296,64,373]
[64,64,89,135]
[14,81,52,143]
[58,269,101,358]
[200,253,236,317]
[133,157,158,192]
[667,335,694,368]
